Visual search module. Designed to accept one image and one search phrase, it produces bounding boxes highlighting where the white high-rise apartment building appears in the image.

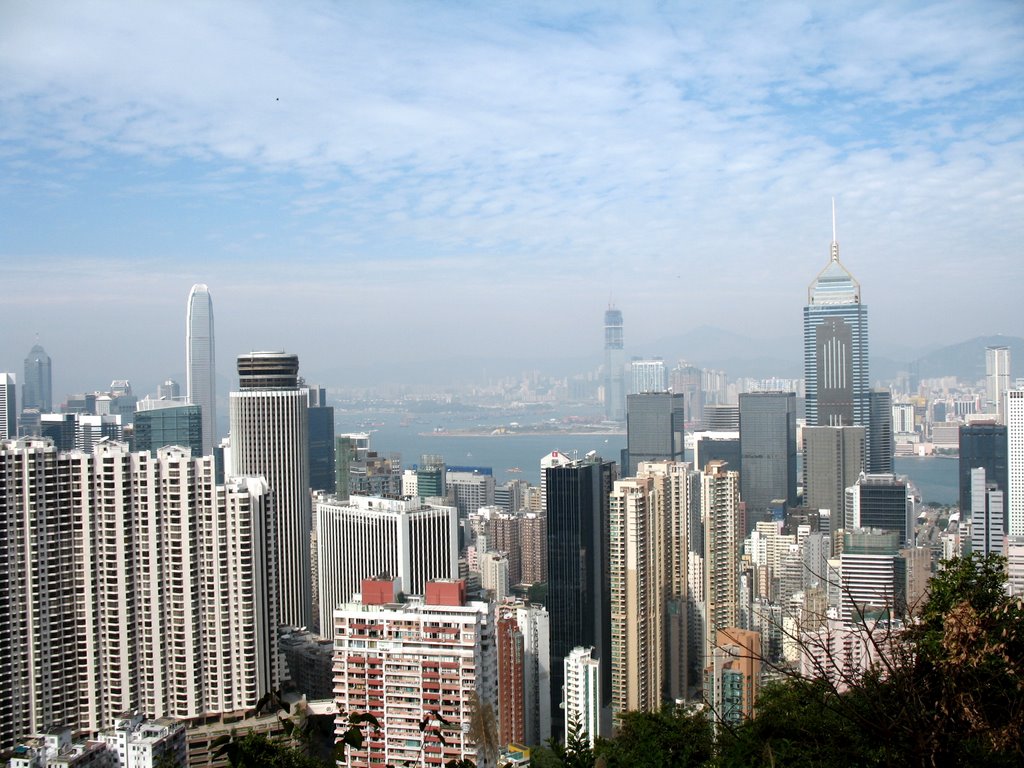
[0,438,279,749]
[702,460,742,674]
[0,373,15,439]
[608,475,666,722]
[333,579,496,768]
[315,494,458,638]
[230,351,311,629]
[987,346,1010,423]
[563,646,601,748]
[186,284,217,455]
[1008,390,1024,536]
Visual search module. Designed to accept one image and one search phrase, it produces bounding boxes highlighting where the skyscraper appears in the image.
[702,460,741,683]
[545,455,615,738]
[0,374,15,440]
[1007,390,1024,535]
[867,389,894,473]
[738,391,798,525]
[986,346,1010,423]
[22,344,52,413]
[970,468,1004,555]
[959,421,1008,520]
[845,473,912,546]
[625,392,685,475]
[630,358,666,394]
[604,306,625,421]
[230,351,312,629]
[803,204,869,440]
[803,425,865,519]
[186,284,216,456]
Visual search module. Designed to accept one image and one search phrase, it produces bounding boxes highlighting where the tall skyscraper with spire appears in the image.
[804,203,870,456]
[186,284,216,455]
[604,306,625,421]
[22,343,52,413]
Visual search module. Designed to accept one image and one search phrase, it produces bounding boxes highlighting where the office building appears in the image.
[336,433,402,500]
[332,579,496,768]
[448,467,496,516]
[803,205,869,444]
[1010,390,1024,535]
[987,346,1010,423]
[703,404,739,431]
[845,473,913,546]
[959,421,1008,519]
[739,392,798,525]
[315,494,458,638]
[539,449,573,510]
[840,529,906,622]
[970,466,1003,557]
[545,455,615,738]
[803,425,865,518]
[22,343,52,413]
[230,351,311,629]
[630,358,666,394]
[868,389,894,473]
[307,386,336,493]
[157,378,180,400]
[416,454,447,498]
[0,373,15,440]
[563,647,601,748]
[133,402,203,455]
[702,461,742,677]
[625,392,685,475]
[693,431,740,474]
[604,307,625,421]
[186,284,217,456]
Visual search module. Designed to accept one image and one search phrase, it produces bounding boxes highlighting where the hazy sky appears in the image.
[2,1,1022,395]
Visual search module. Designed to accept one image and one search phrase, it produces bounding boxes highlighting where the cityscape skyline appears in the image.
[2,2,1023,394]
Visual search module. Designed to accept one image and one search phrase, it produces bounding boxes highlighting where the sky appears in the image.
[1,1,1022,395]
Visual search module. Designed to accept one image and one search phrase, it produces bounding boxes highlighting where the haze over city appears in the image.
[2,1,1022,396]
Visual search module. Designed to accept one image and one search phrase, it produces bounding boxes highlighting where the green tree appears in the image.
[718,552,1024,767]
[530,717,595,768]
[594,704,712,768]
[215,732,331,768]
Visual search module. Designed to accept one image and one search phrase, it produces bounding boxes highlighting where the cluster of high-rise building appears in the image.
[2,213,1023,767]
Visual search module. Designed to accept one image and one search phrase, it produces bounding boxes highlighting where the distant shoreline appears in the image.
[419,430,626,438]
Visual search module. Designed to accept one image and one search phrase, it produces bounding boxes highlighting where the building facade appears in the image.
[230,351,311,629]
[186,284,217,456]
[738,391,798,525]
[604,307,625,421]
[625,392,685,476]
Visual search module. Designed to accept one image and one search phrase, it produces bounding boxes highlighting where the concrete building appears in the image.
[803,425,864,519]
[738,392,798,528]
[604,307,625,421]
[0,439,279,749]
[186,284,217,456]
[315,494,458,638]
[987,346,1010,423]
[1007,389,1024,535]
[496,601,551,749]
[704,628,760,726]
[969,467,1005,555]
[840,529,906,623]
[608,475,666,723]
[624,392,685,475]
[563,647,601,748]
[230,351,311,629]
[332,579,496,768]
[702,461,742,677]
[99,714,188,768]
[447,468,496,517]
[630,358,666,395]
[0,372,15,440]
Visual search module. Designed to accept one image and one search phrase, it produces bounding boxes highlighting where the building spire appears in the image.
[830,197,839,262]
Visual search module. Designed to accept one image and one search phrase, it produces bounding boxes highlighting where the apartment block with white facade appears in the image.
[332,579,496,768]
